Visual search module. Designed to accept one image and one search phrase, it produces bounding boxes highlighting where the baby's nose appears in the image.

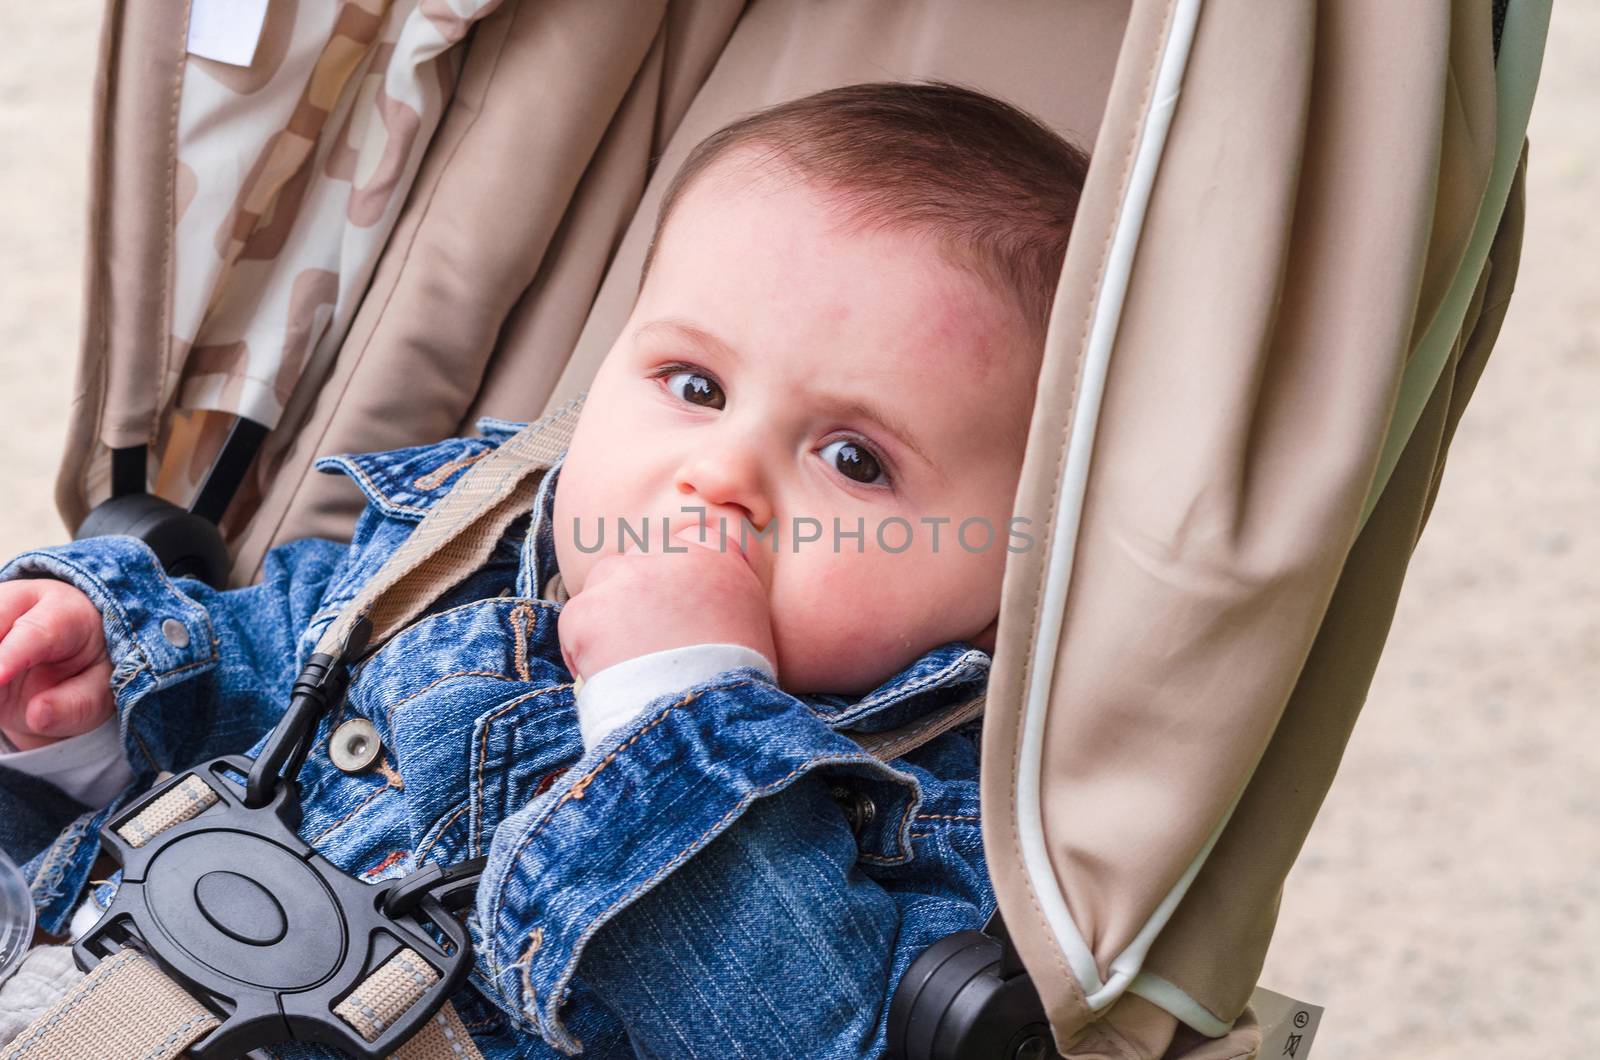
[674,459,772,531]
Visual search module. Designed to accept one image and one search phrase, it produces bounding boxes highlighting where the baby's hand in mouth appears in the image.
[557,527,776,682]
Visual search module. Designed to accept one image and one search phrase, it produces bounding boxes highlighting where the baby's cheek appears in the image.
[770,550,923,695]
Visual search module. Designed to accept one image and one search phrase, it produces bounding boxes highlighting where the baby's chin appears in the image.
[772,607,999,696]
[772,636,928,699]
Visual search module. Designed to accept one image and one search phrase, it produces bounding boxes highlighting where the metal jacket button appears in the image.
[329,718,382,773]
[161,618,189,648]
[830,785,876,837]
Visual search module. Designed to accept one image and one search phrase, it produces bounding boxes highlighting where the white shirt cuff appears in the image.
[0,718,134,808]
[574,643,776,750]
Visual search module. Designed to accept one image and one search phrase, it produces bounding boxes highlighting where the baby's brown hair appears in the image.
[641,80,1091,346]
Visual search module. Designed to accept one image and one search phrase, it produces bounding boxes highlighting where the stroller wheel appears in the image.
[888,927,1059,1060]
[77,492,232,588]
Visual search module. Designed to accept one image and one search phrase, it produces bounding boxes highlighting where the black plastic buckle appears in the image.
[76,757,479,1059]
[384,855,488,919]
[246,617,371,808]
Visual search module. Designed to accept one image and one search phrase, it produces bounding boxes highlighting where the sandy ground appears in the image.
[0,6,1595,1057]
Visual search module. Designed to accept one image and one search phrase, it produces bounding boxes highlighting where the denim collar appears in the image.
[497,433,990,731]
[514,447,567,602]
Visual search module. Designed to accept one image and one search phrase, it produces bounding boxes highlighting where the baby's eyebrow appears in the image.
[817,394,935,470]
[636,318,741,363]
[636,316,935,471]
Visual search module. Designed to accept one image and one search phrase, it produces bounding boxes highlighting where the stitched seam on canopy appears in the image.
[151,5,187,444]
[82,4,113,471]
[1004,0,1182,1019]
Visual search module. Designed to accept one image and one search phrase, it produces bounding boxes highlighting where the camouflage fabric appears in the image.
[165,0,502,457]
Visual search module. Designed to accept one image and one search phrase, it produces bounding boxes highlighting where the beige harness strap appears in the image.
[0,950,217,1060]
[334,947,479,1059]
[3,402,574,1059]
[391,1002,479,1060]
[853,694,986,762]
[0,946,481,1060]
[314,397,584,658]
[3,409,593,1060]
[114,774,218,849]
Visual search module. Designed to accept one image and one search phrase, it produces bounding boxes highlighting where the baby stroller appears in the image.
[6,0,1551,1056]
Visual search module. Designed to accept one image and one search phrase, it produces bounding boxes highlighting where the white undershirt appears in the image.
[573,643,776,749]
[0,721,133,809]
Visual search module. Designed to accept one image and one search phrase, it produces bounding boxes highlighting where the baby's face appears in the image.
[554,156,1039,695]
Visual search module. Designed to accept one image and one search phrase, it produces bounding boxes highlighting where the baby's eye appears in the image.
[819,438,887,486]
[663,369,725,409]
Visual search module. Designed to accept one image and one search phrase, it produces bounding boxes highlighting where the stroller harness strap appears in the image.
[0,949,217,1060]
[312,396,586,663]
[0,948,479,1060]
[0,405,592,1057]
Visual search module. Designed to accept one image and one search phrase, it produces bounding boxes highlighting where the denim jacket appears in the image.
[0,420,995,1059]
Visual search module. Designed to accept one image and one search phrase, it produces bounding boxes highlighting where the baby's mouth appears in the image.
[670,519,752,566]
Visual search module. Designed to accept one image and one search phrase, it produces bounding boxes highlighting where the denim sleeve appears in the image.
[581,770,989,1060]
[473,671,988,1057]
[0,532,350,782]
[0,532,351,928]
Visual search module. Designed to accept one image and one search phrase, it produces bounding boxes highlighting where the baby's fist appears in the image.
[558,530,776,682]
[0,580,114,750]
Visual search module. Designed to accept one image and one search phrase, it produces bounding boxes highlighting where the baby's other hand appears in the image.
[0,580,114,750]
[558,528,776,682]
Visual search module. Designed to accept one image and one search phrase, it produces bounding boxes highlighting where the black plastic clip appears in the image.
[77,756,474,1060]
[383,855,488,918]
[246,617,371,807]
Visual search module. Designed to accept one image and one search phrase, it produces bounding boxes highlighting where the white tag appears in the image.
[186,0,271,67]
[1251,985,1324,1059]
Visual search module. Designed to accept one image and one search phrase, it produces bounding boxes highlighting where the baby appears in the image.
[0,82,1087,1057]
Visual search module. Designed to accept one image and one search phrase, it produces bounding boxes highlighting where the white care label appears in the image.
[1250,985,1323,1058]
[186,0,271,67]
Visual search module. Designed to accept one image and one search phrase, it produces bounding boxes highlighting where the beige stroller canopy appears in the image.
[48,0,1548,1055]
